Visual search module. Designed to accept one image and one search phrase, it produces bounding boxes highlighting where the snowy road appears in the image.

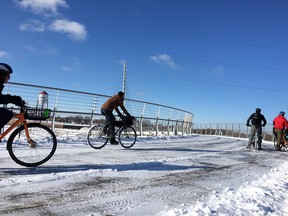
[0,131,287,216]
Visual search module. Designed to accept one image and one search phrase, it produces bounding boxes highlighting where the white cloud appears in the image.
[61,57,82,73]
[61,65,72,72]
[0,51,8,58]
[150,53,179,69]
[137,91,146,97]
[48,19,87,41]
[203,65,225,78]
[22,44,36,52]
[16,0,69,14]
[16,0,87,41]
[19,19,46,32]
[211,65,224,76]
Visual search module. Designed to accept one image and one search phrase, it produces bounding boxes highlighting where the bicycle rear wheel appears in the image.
[87,125,108,149]
[7,123,57,167]
[119,126,137,148]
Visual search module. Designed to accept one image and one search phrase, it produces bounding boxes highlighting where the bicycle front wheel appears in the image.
[119,126,137,148]
[7,123,57,167]
[87,125,108,149]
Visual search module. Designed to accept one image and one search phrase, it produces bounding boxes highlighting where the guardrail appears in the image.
[192,123,274,142]
[3,82,194,136]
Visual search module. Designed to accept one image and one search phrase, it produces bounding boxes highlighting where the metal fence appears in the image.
[4,82,194,136]
[192,123,275,142]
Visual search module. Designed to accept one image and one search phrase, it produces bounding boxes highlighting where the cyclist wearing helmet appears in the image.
[0,63,25,130]
[101,91,132,145]
[246,108,267,150]
[273,111,288,150]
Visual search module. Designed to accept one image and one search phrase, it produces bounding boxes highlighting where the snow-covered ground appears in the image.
[0,128,288,216]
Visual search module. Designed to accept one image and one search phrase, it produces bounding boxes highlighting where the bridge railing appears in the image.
[192,123,274,142]
[3,82,194,136]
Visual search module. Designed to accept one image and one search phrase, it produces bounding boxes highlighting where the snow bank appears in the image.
[159,161,288,216]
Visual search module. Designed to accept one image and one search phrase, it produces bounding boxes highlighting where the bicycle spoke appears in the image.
[7,123,57,167]
[87,125,108,149]
[119,126,137,148]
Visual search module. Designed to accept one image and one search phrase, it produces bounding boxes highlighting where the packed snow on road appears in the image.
[0,128,288,216]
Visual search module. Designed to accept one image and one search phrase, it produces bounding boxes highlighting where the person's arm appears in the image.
[115,107,123,117]
[246,114,252,126]
[262,115,267,127]
[0,94,23,106]
[0,94,9,104]
[119,104,131,117]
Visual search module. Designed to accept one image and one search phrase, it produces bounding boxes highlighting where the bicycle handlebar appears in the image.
[20,104,27,113]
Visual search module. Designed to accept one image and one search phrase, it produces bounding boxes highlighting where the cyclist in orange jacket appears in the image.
[273,111,288,150]
[0,63,25,130]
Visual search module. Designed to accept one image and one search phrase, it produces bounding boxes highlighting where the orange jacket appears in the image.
[273,115,288,130]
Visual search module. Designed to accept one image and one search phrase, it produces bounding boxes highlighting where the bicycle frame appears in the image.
[1,113,33,149]
[1,106,57,167]
[104,121,128,137]
[114,127,121,136]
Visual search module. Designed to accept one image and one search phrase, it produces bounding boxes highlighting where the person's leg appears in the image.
[101,108,118,144]
[275,128,282,150]
[0,108,13,131]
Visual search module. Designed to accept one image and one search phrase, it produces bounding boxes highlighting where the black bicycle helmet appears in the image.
[0,63,13,75]
[279,111,285,116]
[256,108,261,113]
[118,91,124,96]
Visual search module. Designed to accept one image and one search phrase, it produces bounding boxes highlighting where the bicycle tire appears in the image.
[119,126,137,148]
[7,123,57,167]
[87,125,108,149]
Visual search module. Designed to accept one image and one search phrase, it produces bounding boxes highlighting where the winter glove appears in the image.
[20,100,26,107]
[10,96,23,106]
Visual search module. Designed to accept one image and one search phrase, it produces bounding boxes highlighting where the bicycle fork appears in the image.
[23,121,36,148]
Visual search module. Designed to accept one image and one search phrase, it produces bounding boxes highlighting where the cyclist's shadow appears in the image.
[0,162,213,175]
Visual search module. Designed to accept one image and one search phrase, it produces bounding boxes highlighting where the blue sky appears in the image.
[1,0,288,124]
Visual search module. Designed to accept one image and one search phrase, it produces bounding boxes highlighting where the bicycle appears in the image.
[1,105,57,167]
[273,129,288,151]
[247,125,262,150]
[251,131,262,150]
[87,116,137,149]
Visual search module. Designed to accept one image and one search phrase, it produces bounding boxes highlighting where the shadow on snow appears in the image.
[1,161,215,176]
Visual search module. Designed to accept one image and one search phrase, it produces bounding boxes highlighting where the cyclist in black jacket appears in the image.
[0,63,25,130]
[246,108,267,150]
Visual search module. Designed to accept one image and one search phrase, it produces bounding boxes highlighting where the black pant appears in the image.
[101,108,116,139]
[0,108,13,130]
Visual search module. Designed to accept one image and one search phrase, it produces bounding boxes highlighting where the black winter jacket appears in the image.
[246,112,267,127]
[0,84,21,105]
